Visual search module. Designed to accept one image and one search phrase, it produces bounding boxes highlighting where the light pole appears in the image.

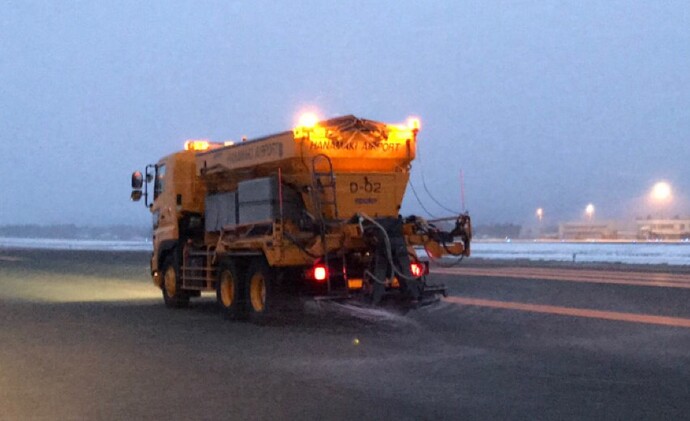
[584,204,595,240]
[650,181,672,218]
[536,208,543,239]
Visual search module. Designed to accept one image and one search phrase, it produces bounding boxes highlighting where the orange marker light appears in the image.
[407,117,421,131]
[298,112,319,128]
[184,140,210,151]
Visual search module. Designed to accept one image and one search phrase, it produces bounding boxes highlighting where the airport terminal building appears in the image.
[637,218,690,240]
[558,218,690,241]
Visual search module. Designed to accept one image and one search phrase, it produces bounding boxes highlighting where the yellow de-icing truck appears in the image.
[131,114,471,321]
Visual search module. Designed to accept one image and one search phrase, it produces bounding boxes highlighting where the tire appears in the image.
[216,260,245,319]
[161,254,190,308]
[244,258,275,324]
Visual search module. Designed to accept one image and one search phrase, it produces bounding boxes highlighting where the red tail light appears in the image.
[313,264,328,282]
[410,262,425,277]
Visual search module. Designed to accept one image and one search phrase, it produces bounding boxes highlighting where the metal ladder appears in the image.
[181,248,216,290]
[310,154,344,295]
[311,154,339,222]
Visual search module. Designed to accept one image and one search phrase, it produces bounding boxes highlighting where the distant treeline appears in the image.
[0,224,151,240]
[473,223,522,239]
[1,223,522,241]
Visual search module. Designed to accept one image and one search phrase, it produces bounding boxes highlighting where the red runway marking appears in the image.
[445,296,690,328]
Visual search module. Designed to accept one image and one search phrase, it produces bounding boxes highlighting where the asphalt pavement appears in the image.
[1,249,689,420]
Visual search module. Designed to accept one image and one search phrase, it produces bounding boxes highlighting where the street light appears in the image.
[650,181,672,204]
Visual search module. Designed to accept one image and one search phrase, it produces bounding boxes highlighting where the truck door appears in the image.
[151,161,179,242]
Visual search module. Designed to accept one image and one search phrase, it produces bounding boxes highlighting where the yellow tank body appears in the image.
[196,116,416,220]
[182,115,470,267]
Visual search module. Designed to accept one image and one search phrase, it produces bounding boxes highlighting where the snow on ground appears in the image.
[0,237,151,252]
[1,237,688,266]
[467,241,690,266]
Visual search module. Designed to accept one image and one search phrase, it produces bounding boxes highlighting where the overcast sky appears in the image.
[1,0,688,227]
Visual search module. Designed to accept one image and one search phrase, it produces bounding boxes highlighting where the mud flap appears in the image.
[416,284,447,308]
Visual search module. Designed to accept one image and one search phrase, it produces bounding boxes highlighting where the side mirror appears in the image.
[131,190,143,202]
[131,171,144,189]
[146,170,154,183]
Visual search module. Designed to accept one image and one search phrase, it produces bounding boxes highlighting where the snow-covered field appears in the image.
[1,237,688,266]
[0,237,152,252]
[469,241,690,266]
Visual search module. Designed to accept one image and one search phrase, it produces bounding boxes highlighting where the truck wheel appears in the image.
[245,258,274,323]
[216,260,244,319]
[161,255,189,308]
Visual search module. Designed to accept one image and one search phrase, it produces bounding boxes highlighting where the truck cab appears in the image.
[132,150,205,288]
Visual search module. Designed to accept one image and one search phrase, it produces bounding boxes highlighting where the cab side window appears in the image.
[154,164,166,200]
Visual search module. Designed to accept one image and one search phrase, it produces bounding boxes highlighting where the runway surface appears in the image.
[1,249,689,420]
